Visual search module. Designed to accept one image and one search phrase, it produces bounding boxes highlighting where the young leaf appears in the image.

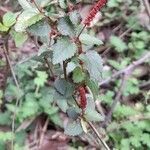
[52,37,77,64]
[73,67,85,83]
[79,33,103,46]
[79,51,103,81]
[64,121,83,136]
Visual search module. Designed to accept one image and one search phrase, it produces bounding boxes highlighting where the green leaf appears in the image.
[0,22,9,32]
[11,31,28,47]
[57,17,75,36]
[64,121,83,136]
[110,36,127,52]
[54,78,74,98]
[15,9,43,32]
[79,51,103,81]
[73,67,85,83]
[34,71,48,87]
[28,20,51,37]
[52,37,77,64]
[79,33,103,46]
[3,12,16,27]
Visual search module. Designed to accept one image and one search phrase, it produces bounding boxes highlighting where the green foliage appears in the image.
[110,35,127,52]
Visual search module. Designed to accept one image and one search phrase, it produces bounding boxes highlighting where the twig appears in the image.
[63,61,67,80]
[143,0,150,18]
[3,46,20,89]
[39,118,49,148]
[87,121,111,150]
[102,74,127,127]
[100,52,150,86]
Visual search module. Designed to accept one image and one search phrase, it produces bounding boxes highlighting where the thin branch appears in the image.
[3,46,20,89]
[143,0,150,18]
[39,117,49,148]
[87,121,111,150]
[100,52,150,86]
[63,61,67,80]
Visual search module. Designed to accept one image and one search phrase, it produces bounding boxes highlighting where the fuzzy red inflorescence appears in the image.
[83,0,107,26]
[78,86,87,109]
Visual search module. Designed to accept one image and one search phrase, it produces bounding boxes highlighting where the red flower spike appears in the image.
[78,86,87,109]
[83,0,107,26]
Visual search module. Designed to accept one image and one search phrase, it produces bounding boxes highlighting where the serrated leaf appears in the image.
[3,12,16,27]
[52,37,77,64]
[79,33,103,46]
[110,35,127,52]
[18,0,32,10]
[54,78,74,98]
[28,20,51,37]
[11,31,28,47]
[79,51,103,81]
[73,67,85,83]
[64,121,83,136]
[0,23,9,32]
[15,9,43,32]
[57,17,75,36]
